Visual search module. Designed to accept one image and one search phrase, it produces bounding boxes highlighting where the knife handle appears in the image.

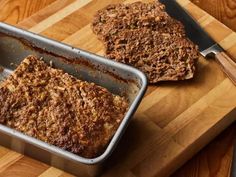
[215,52,236,85]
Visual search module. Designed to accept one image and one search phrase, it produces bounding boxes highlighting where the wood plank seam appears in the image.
[17,0,76,29]
[38,167,64,177]
[0,0,235,177]
[29,0,92,33]
[164,79,235,133]
[0,151,23,173]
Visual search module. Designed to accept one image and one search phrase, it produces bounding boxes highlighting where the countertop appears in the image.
[0,0,236,177]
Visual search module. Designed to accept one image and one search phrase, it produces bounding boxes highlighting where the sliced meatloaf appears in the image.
[105,28,198,82]
[91,1,199,83]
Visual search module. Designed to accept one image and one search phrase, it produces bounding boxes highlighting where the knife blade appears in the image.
[159,0,236,85]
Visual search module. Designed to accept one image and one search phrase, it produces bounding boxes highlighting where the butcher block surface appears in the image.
[0,0,236,177]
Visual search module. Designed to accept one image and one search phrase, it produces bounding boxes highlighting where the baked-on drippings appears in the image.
[0,55,128,158]
[91,1,199,83]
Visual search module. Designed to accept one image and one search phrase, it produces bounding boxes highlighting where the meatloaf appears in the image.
[0,55,128,158]
[92,2,185,40]
[105,28,198,82]
[91,1,199,83]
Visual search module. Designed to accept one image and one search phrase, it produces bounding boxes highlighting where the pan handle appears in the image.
[215,52,236,86]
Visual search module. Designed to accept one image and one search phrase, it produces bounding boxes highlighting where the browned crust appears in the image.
[0,55,128,158]
[91,1,199,83]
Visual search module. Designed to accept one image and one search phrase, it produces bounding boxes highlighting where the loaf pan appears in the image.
[0,22,147,176]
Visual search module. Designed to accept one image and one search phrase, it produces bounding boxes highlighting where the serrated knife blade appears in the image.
[159,0,236,85]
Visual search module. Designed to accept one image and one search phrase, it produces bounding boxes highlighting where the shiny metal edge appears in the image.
[0,22,148,165]
[200,44,224,57]
[159,0,216,52]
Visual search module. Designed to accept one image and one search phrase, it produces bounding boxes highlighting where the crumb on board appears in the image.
[10,62,18,68]
[49,60,53,67]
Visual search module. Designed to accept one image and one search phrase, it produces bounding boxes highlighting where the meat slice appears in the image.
[91,1,199,83]
[105,28,198,83]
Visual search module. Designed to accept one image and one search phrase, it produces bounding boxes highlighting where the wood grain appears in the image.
[215,51,236,85]
[0,156,48,177]
[190,0,236,31]
[172,123,236,177]
[17,0,76,29]
[0,0,57,24]
[0,0,235,177]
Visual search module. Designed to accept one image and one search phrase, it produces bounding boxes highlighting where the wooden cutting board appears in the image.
[0,0,236,176]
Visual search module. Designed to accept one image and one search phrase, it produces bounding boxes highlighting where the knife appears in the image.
[159,0,236,85]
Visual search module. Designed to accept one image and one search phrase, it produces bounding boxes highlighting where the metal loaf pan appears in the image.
[0,22,147,176]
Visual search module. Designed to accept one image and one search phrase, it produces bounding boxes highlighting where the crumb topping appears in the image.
[0,55,128,158]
